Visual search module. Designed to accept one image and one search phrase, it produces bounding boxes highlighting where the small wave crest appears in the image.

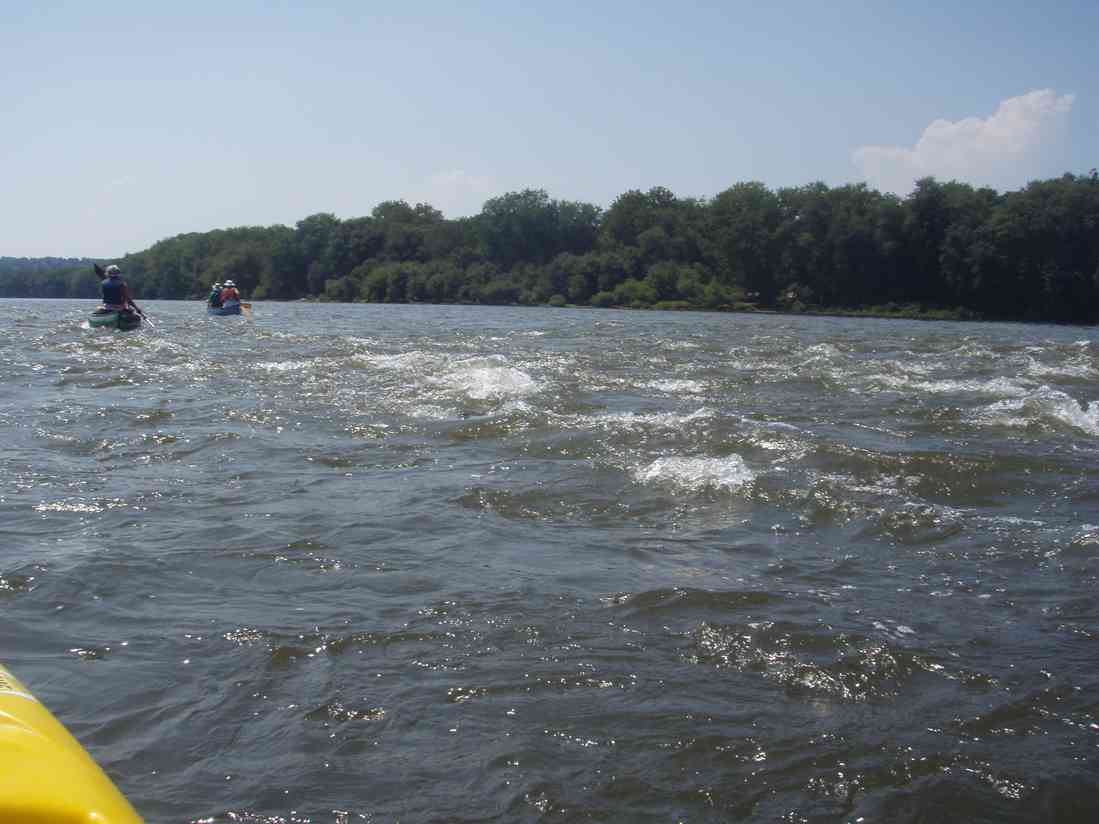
[867,374,1031,397]
[634,455,755,492]
[641,378,706,394]
[1025,354,1097,380]
[976,387,1099,436]
[438,361,539,401]
[690,621,929,701]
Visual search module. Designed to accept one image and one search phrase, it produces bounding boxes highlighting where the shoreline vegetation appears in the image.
[298,294,980,322]
[3,172,1098,324]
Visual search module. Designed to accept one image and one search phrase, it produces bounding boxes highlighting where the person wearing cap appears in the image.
[219,280,242,306]
[208,281,224,308]
[97,264,138,314]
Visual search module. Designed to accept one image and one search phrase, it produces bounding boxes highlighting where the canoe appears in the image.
[207,302,242,316]
[89,309,142,330]
[0,663,143,822]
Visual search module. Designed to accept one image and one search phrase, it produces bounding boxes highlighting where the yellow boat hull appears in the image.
[0,664,142,823]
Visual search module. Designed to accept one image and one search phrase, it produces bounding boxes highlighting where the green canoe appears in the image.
[89,309,141,331]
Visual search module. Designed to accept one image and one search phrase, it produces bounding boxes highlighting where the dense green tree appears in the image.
[711,182,783,303]
[478,189,599,269]
[295,213,341,293]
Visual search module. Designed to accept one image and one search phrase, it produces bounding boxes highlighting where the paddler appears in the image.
[94,264,140,322]
[219,279,242,306]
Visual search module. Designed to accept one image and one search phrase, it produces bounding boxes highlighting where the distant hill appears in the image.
[0,256,102,299]
[0,256,98,273]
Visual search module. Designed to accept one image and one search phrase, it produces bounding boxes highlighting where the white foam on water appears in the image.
[346,354,377,369]
[753,438,791,451]
[734,419,811,461]
[816,472,910,499]
[741,418,803,433]
[633,454,755,493]
[408,404,460,420]
[945,341,995,359]
[257,330,308,341]
[343,336,377,346]
[881,358,935,376]
[872,620,916,640]
[371,351,440,372]
[867,374,1031,397]
[1046,395,1099,435]
[1071,525,1099,546]
[499,399,535,415]
[976,515,1045,528]
[1025,355,1096,380]
[973,399,1030,429]
[438,361,539,401]
[256,359,315,372]
[642,379,706,394]
[35,429,78,443]
[975,386,1099,436]
[586,407,715,432]
[803,343,843,359]
[146,337,188,355]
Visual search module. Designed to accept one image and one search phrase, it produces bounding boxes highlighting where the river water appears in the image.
[2,299,1098,822]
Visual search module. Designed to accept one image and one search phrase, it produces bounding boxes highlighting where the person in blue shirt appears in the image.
[93,263,144,323]
[97,265,133,310]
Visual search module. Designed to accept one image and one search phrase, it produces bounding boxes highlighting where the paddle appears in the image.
[129,301,155,329]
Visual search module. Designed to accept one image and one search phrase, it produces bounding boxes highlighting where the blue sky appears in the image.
[3,0,1095,257]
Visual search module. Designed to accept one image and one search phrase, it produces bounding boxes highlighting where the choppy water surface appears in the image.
[2,299,1099,822]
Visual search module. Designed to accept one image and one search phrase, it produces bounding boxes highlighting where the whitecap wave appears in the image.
[642,379,706,394]
[803,343,843,359]
[634,455,755,492]
[867,374,1031,397]
[256,359,314,372]
[587,408,715,431]
[1025,355,1096,380]
[436,358,539,401]
[975,387,1099,435]
[371,351,439,372]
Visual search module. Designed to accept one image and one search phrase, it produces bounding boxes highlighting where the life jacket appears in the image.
[101,276,126,307]
[220,287,240,303]
[208,290,222,307]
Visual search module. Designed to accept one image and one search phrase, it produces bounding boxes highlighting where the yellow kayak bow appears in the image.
[0,663,142,823]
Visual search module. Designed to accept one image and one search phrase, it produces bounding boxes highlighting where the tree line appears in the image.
[3,172,1099,323]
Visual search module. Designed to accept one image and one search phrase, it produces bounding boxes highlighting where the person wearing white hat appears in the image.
[208,282,224,308]
[219,280,241,305]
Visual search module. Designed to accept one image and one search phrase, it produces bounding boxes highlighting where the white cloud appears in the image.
[853,89,1075,195]
[410,169,496,217]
